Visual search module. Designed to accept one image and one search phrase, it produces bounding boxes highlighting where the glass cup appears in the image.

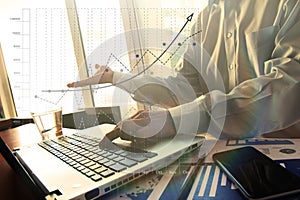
[31,107,63,140]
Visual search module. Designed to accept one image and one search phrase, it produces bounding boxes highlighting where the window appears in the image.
[0,0,130,118]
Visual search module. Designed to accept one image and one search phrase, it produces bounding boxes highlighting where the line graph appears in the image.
[115,13,195,86]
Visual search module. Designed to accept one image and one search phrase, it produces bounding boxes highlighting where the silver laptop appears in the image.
[6,124,204,199]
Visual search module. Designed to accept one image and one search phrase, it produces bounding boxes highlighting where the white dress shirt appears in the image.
[113,0,300,138]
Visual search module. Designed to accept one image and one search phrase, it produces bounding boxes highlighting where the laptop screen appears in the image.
[0,137,47,199]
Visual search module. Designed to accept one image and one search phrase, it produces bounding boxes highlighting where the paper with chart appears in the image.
[188,138,300,200]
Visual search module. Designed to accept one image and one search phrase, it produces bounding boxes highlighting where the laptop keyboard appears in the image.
[38,134,157,182]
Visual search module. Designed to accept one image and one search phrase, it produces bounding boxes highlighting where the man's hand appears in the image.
[106,109,176,143]
[67,64,114,87]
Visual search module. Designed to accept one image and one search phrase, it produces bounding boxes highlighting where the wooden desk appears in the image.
[0,123,42,200]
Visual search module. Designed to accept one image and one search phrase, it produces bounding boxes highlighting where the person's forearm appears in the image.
[112,71,197,108]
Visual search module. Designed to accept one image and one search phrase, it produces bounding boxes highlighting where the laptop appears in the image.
[1,124,204,199]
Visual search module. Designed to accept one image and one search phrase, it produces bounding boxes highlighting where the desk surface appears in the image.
[0,123,41,200]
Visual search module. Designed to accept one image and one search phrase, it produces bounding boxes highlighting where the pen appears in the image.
[158,147,205,200]
[176,155,204,200]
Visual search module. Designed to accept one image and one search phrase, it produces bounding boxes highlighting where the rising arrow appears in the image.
[101,13,194,89]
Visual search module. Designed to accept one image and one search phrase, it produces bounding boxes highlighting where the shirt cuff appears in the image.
[169,99,209,135]
[112,71,131,84]
[112,71,137,92]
